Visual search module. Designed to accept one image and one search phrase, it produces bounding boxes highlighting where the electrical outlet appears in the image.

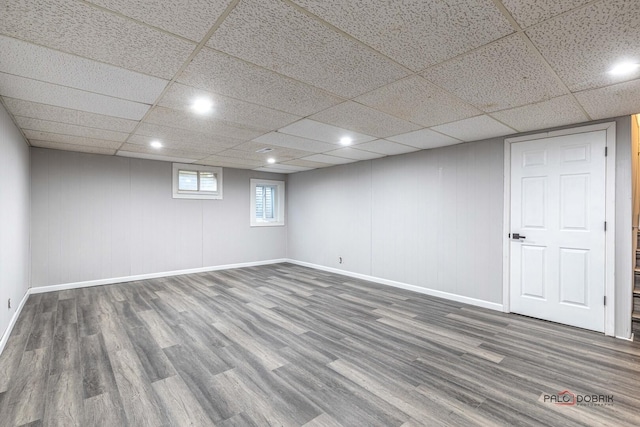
[7,299,10,309]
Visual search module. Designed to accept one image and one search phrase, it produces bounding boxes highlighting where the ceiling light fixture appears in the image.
[150,140,162,148]
[608,61,640,76]
[340,137,352,146]
[191,97,213,114]
[267,158,276,164]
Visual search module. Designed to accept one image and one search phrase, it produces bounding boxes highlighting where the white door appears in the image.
[510,130,607,332]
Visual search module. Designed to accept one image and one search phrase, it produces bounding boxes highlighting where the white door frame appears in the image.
[502,122,617,336]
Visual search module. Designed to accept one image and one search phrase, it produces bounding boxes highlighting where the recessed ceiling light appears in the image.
[191,97,213,114]
[150,140,162,148]
[340,137,352,146]
[608,61,640,76]
[267,158,276,164]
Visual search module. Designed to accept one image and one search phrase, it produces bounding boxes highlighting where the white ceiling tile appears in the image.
[134,122,243,150]
[387,128,462,150]
[117,151,200,163]
[207,0,410,97]
[0,0,196,79]
[291,0,514,71]
[355,75,481,127]
[118,143,208,161]
[2,97,138,132]
[0,73,149,120]
[574,78,640,120]
[501,0,592,28]
[422,34,567,112]
[23,130,123,149]
[282,159,332,168]
[127,135,233,155]
[85,0,233,41]
[30,140,117,155]
[325,148,386,161]
[158,83,301,131]
[198,155,265,168]
[353,140,420,156]
[219,143,314,163]
[526,1,640,91]
[278,119,376,145]
[144,106,265,140]
[15,116,130,142]
[491,95,589,132]
[260,163,313,172]
[253,132,336,153]
[178,48,343,116]
[431,115,515,141]
[309,101,421,138]
[0,35,168,103]
[253,167,295,174]
[302,154,358,165]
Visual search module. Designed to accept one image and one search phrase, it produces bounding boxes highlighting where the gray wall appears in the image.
[288,138,504,304]
[0,102,30,338]
[288,118,633,338]
[30,148,287,287]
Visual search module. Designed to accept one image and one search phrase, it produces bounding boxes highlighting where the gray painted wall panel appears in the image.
[30,149,287,286]
[0,102,30,338]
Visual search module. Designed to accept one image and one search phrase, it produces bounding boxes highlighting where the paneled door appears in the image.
[509,130,607,332]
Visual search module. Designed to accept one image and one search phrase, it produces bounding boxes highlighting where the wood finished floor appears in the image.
[0,263,639,426]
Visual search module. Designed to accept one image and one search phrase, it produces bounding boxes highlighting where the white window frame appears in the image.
[250,179,285,227]
[172,163,223,200]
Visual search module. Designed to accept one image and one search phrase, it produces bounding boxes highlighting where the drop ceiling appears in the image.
[1,0,639,173]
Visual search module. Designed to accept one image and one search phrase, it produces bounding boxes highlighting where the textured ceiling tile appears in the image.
[198,155,265,168]
[23,130,123,149]
[431,115,515,141]
[135,122,243,150]
[30,140,117,155]
[253,167,295,174]
[492,95,589,132]
[422,34,566,112]
[253,132,336,153]
[118,143,209,160]
[355,75,480,127]
[302,154,358,165]
[352,140,419,155]
[127,135,233,155]
[526,0,640,91]
[2,97,138,133]
[0,73,150,120]
[386,128,462,150]
[144,107,265,140]
[178,48,343,116]
[117,151,200,163]
[574,78,640,120]
[278,119,376,145]
[158,83,300,131]
[85,0,233,41]
[260,163,313,172]
[325,147,386,161]
[501,0,592,28]
[0,0,196,79]
[207,0,410,97]
[0,35,168,104]
[222,142,314,160]
[282,159,332,168]
[15,116,130,142]
[309,101,421,138]
[291,0,513,71]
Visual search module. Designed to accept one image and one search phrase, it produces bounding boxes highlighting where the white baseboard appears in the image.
[0,288,31,355]
[616,333,634,341]
[285,259,504,312]
[30,259,288,294]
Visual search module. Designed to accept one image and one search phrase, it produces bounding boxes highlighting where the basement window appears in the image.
[172,163,223,199]
[250,179,285,226]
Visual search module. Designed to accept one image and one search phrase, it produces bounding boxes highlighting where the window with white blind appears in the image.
[172,163,222,199]
[250,179,285,226]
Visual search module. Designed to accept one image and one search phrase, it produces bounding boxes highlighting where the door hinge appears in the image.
[604,221,607,231]
[605,147,608,157]
[604,296,607,306]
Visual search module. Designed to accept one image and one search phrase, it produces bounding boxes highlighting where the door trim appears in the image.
[502,122,616,336]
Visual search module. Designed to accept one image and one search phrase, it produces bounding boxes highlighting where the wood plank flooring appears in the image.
[0,263,639,426]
